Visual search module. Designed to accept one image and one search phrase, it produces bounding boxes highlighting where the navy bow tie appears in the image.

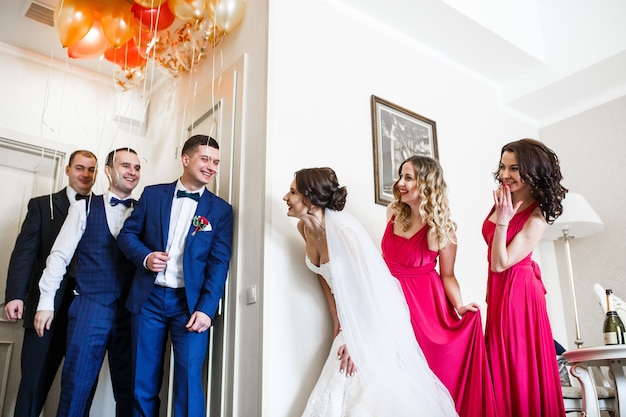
[75,193,89,201]
[110,197,135,207]
[176,190,200,201]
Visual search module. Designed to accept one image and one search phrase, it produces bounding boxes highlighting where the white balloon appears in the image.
[209,0,246,33]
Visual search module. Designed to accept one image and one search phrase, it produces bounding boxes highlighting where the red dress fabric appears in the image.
[382,218,499,417]
[482,203,565,417]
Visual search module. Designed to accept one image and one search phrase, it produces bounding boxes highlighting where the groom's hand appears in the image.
[186,311,212,333]
[146,251,170,272]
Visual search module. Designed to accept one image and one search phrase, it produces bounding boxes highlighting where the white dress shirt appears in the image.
[153,181,204,289]
[66,186,88,203]
[37,190,135,311]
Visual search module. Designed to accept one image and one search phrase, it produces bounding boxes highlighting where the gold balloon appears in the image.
[171,20,205,71]
[152,26,187,77]
[208,0,245,33]
[113,64,147,91]
[168,0,209,22]
[54,0,94,47]
[67,20,109,59]
[101,0,138,48]
[133,0,166,8]
[150,17,223,76]
[204,23,225,46]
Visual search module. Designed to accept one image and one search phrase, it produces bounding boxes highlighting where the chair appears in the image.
[560,356,618,417]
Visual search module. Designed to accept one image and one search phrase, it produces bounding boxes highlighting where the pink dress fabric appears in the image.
[382,218,499,417]
[482,203,565,417]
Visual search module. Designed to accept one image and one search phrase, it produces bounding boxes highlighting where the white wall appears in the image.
[0,50,152,195]
[540,96,626,349]
[264,0,566,415]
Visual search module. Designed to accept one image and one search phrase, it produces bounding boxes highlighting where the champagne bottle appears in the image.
[603,289,626,345]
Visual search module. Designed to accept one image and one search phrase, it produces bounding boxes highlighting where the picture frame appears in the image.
[370,95,438,206]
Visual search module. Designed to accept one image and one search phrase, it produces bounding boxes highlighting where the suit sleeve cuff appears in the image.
[142,253,150,269]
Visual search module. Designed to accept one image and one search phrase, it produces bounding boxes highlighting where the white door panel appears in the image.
[0,139,64,417]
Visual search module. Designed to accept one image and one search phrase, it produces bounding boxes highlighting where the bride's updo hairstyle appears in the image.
[294,167,347,212]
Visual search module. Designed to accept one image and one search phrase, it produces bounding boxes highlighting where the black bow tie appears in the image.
[110,197,135,207]
[176,190,200,201]
[75,193,89,201]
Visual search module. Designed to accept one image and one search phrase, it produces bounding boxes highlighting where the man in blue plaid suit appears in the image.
[34,148,141,417]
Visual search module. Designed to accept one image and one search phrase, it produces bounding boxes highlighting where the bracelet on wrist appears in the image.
[496,223,508,227]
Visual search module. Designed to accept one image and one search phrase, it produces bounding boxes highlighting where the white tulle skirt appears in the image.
[301,332,378,417]
[306,209,458,417]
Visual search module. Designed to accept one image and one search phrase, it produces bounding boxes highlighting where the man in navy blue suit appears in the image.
[4,149,97,417]
[35,147,141,417]
[118,135,233,417]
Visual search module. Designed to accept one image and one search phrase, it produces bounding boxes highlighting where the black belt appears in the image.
[154,284,184,290]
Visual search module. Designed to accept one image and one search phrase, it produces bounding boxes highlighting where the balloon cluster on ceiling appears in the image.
[54,0,245,90]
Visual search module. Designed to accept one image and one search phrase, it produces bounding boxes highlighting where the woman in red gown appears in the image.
[482,138,567,416]
[381,156,499,417]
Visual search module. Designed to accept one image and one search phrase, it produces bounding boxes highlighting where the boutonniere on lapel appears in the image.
[191,215,211,236]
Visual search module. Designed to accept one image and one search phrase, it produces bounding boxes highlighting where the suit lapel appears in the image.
[52,188,70,219]
[160,183,176,249]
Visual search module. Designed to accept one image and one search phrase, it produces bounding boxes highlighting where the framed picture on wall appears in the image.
[370,95,438,206]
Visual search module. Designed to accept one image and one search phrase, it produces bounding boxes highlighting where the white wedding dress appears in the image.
[302,258,375,416]
[301,209,458,417]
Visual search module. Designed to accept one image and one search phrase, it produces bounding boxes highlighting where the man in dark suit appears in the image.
[4,149,97,417]
[118,135,233,417]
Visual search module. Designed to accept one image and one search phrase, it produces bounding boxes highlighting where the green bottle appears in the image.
[603,289,626,345]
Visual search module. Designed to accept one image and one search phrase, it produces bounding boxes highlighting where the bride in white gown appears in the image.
[284,167,458,417]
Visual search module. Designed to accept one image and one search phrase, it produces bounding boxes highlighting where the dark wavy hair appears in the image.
[493,138,568,224]
[294,167,347,212]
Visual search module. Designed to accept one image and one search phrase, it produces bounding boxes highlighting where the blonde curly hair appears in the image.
[389,156,457,247]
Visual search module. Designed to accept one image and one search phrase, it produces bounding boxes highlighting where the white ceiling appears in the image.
[0,0,120,80]
[2,0,626,127]
[334,0,626,127]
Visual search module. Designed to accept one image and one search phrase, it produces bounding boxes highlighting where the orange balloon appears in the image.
[168,0,208,22]
[54,0,94,47]
[101,0,139,48]
[134,0,166,7]
[132,2,176,31]
[67,20,109,59]
[135,28,154,58]
[104,38,147,69]
[208,0,245,33]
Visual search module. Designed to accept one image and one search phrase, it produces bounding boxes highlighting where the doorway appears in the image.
[0,137,66,417]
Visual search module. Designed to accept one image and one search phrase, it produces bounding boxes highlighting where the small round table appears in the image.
[563,345,626,417]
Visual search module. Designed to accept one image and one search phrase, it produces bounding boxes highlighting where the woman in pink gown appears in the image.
[483,138,566,416]
[381,156,499,417]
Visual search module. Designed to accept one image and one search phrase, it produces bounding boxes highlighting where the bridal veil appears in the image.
[325,208,458,416]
